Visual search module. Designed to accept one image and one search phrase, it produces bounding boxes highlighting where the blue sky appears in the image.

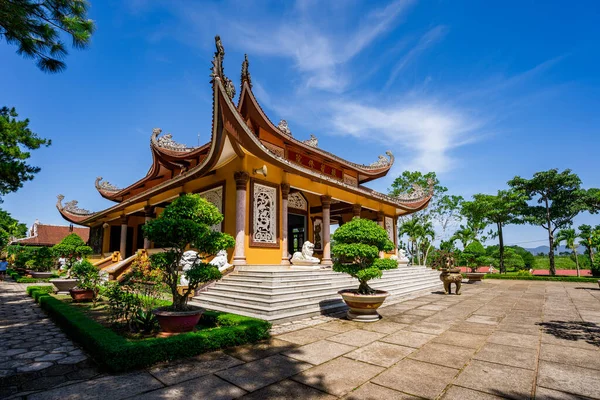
[2,0,600,248]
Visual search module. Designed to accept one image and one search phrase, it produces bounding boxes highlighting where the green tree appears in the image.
[0,0,95,73]
[556,228,581,277]
[461,190,527,273]
[0,208,27,238]
[508,169,594,276]
[578,224,599,266]
[51,233,92,277]
[332,218,396,294]
[462,240,486,272]
[491,247,525,271]
[143,194,235,311]
[398,219,422,264]
[0,107,51,199]
[389,171,462,241]
[451,225,476,249]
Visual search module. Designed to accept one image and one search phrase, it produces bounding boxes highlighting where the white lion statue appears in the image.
[291,241,320,265]
[209,250,231,272]
[398,249,409,262]
[179,250,200,286]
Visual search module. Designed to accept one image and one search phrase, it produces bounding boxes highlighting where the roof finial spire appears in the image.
[210,35,235,99]
[241,54,252,88]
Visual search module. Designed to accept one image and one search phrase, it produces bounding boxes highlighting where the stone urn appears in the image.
[69,288,95,302]
[466,272,485,284]
[338,289,389,322]
[31,271,54,279]
[153,306,204,336]
[439,268,462,295]
[50,278,79,295]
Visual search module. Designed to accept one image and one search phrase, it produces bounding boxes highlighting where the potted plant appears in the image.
[69,259,102,305]
[50,233,92,294]
[143,194,235,335]
[463,241,486,283]
[332,218,397,322]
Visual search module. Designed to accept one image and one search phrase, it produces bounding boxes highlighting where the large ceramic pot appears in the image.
[153,307,204,336]
[466,272,485,284]
[50,278,79,295]
[31,271,54,279]
[69,288,95,302]
[338,289,389,323]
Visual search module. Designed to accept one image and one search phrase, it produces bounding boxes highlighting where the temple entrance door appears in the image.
[288,213,306,256]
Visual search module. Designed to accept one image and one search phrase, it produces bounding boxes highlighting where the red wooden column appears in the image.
[321,195,333,266]
[280,183,291,265]
[233,171,249,266]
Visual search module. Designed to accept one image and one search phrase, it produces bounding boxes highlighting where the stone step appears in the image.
[193,277,440,313]
[191,280,441,323]
[200,276,441,305]
[223,269,438,286]
[209,274,438,297]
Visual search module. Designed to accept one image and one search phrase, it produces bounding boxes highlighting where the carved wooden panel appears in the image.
[288,192,308,212]
[250,180,279,247]
[198,184,224,232]
[385,216,396,247]
[313,218,323,251]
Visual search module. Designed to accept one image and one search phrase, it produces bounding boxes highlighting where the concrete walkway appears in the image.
[2,279,600,399]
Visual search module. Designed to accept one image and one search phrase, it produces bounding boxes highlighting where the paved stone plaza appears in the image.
[1,279,599,399]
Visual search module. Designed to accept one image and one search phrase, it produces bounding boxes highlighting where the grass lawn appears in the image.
[532,255,587,270]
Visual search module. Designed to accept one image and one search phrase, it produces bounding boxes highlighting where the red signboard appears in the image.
[287,150,343,180]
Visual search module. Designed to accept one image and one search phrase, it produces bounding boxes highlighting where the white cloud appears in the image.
[328,99,480,173]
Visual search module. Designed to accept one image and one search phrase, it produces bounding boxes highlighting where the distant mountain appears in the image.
[523,245,585,255]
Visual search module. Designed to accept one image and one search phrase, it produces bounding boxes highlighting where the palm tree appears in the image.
[451,225,476,249]
[556,228,580,277]
[420,221,436,266]
[399,219,423,264]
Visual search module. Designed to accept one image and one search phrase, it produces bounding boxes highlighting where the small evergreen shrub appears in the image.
[331,218,397,294]
[26,286,270,372]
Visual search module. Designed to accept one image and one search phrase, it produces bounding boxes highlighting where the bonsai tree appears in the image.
[462,240,486,272]
[143,194,235,311]
[71,259,103,306]
[31,247,56,272]
[331,218,397,295]
[51,233,92,277]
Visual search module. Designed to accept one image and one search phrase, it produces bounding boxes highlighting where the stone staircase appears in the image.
[190,264,442,324]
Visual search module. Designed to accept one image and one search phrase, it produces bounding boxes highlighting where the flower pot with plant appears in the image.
[50,233,92,294]
[69,260,103,305]
[332,218,398,322]
[463,241,487,284]
[143,194,235,335]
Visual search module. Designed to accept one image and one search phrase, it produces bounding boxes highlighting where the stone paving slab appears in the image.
[0,281,99,397]
[4,278,600,399]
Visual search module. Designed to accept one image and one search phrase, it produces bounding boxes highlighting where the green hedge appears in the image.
[484,274,598,283]
[26,286,271,372]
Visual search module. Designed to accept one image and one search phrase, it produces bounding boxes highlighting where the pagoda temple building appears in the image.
[56,36,433,268]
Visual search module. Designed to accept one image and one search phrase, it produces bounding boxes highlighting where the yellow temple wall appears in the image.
[95,148,398,265]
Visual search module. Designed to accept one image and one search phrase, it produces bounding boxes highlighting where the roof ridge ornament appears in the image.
[303,134,318,148]
[151,127,193,152]
[394,178,435,202]
[210,35,236,100]
[277,120,292,136]
[241,54,252,89]
[56,194,93,215]
[95,177,120,192]
[369,150,394,168]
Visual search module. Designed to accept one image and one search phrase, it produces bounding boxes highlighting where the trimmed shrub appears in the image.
[26,287,271,372]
